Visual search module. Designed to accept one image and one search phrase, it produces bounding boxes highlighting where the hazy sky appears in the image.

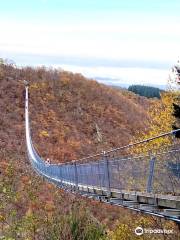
[0,0,180,87]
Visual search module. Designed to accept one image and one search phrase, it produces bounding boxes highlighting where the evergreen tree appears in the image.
[128,85,161,99]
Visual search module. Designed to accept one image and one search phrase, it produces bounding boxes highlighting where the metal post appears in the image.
[147,156,156,193]
[90,163,94,188]
[74,162,78,191]
[67,165,71,187]
[98,161,102,191]
[58,166,62,187]
[66,166,69,189]
[103,151,111,197]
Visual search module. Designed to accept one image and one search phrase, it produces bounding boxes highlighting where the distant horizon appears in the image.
[0,53,169,90]
[0,0,179,88]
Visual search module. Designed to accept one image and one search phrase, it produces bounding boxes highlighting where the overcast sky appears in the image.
[0,0,180,87]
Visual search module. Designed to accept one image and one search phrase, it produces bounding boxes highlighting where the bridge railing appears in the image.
[25,86,180,196]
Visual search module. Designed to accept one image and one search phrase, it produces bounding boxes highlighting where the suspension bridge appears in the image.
[25,86,180,223]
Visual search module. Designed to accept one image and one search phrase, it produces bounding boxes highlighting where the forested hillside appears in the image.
[0,62,179,239]
[0,64,151,163]
[128,84,162,99]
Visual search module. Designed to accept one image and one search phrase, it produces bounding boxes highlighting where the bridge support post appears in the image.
[59,166,63,187]
[103,151,111,198]
[98,161,102,192]
[146,156,156,193]
[74,162,79,192]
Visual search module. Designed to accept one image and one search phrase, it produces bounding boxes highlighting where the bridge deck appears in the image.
[40,172,180,222]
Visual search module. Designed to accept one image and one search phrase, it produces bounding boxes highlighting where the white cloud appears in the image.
[59,64,169,86]
[0,18,179,63]
[0,15,179,89]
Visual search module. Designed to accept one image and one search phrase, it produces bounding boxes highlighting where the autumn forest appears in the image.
[0,61,180,239]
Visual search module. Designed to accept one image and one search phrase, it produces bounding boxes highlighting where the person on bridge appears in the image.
[45,158,51,165]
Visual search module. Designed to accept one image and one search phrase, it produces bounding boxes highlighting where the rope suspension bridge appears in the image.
[25,86,180,223]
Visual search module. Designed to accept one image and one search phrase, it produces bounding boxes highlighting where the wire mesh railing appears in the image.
[25,86,180,196]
